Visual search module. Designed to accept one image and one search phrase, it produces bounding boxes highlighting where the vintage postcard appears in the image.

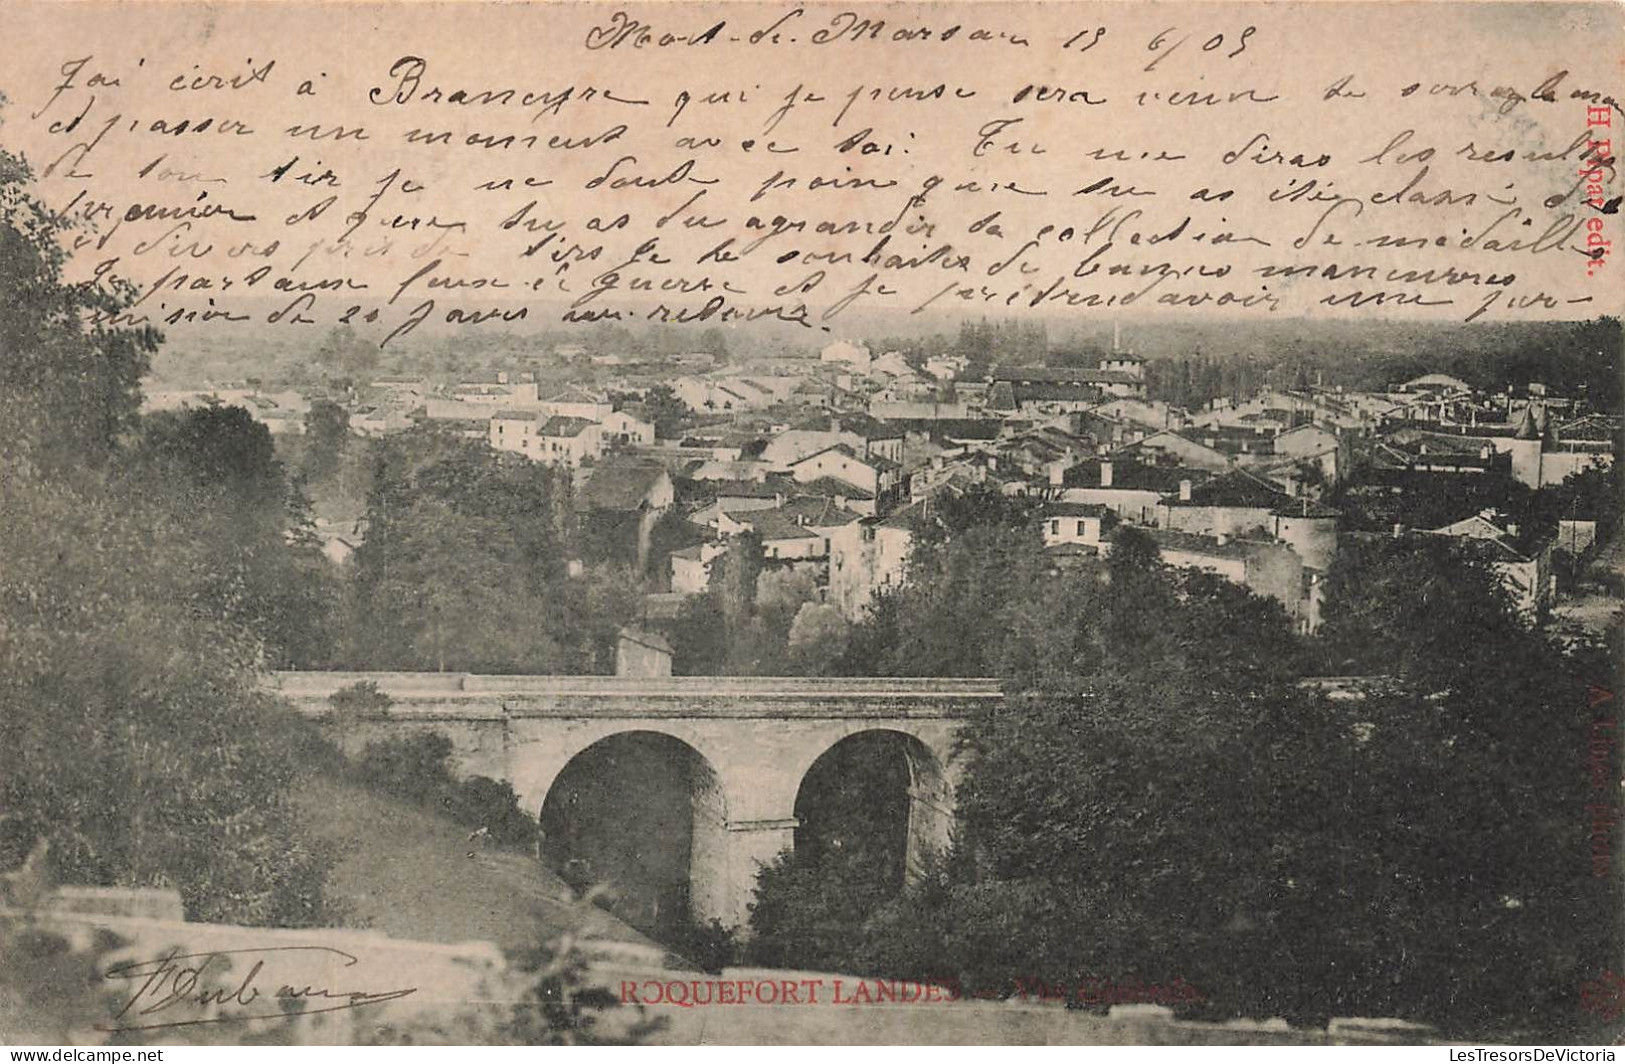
[0,0,1622,1049]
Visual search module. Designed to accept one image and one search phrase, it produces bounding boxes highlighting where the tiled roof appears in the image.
[1270,497,1342,519]
[1062,461,1206,493]
[878,502,924,530]
[781,495,864,526]
[1557,414,1622,441]
[797,476,876,501]
[576,460,669,512]
[838,413,905,439]
[544,385,607,404]
[992,365,1141,386]
[1164,469,1290,509]
[1145,528,1258,560]
[1043,501,1114,519]
[1012,383,1108,403]
[540,416,596,437]
[741,510,825,542]
[792,443,875,468]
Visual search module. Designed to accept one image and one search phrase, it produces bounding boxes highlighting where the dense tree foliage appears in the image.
[639,384,691,441]
[124,404,337,667]
[671,533,766,675]
[340,431,617,672]
[1134,317,1621,414]
[0,146,335,923]
[312,323,380,380]
[0,152,156,476]
[952,317,1048,375]
[302,397,352,480]
[746,498,1617,1038]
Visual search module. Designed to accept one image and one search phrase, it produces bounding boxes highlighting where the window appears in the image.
[1049,519,1060,536]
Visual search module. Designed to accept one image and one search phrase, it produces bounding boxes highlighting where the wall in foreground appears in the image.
[8,901,1437,1046]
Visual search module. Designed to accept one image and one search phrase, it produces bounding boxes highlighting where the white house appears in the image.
[489,409,540,456]
[537,386,613,422]
[536,416,603,468]
[601,409,656,447]
[788,445,899,499]
[1040,502,1116,551]
[670,542,725,594]
[829,507,917,620]
[761,428,866,469]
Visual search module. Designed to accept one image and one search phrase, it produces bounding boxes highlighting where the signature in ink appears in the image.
[100,945,417,1032]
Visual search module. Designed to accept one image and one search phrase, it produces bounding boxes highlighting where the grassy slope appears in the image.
[292,772,657,955]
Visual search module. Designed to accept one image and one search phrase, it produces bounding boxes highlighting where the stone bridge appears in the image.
[269,671,1003,930]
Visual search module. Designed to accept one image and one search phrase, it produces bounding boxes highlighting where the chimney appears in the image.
[1215,533,1230,547]
[1506,522,1519,537]
[1179,479,1192,501]
[616,626,673,678]
[1392,522,1404,539]
[1100,461,1113,488]
[1049,463,1065,487]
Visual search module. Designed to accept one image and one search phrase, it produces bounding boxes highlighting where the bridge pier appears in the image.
[724,818,800,930]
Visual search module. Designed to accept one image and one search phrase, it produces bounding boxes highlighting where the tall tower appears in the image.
[1508,403,1544,487]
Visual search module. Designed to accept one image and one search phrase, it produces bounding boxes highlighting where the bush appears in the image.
[329,680,393,720]
[441,775,537,849]
[352,732,535,850]
[354,733,456,799]
[746,839,899,973]
[668,919,742,974]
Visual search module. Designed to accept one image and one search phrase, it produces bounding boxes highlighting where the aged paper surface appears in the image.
[0,0,1621,1048]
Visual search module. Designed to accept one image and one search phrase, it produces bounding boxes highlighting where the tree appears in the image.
[303,397,351,480]
[666,535,807,675]
[0,149,158,475]
[786,602,850,675]
[640,384,690,441]
[756,569,821,660]
[312,323,379,379]
[757,500,1615,1036]
[746,838,906,973]
[340,431,590,673]
[1315,535,1528,689]
[1,138,336,924]
[697,326,730,363]
[1,472,336,925]
[124,404,337,668]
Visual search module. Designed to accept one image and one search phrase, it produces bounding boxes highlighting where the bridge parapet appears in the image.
[269,671,1004,719]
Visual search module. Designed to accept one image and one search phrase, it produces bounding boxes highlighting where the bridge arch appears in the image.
[538,730,730,935]
[791,728,954,889]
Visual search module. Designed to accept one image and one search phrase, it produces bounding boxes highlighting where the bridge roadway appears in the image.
[269,671,1003,929]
